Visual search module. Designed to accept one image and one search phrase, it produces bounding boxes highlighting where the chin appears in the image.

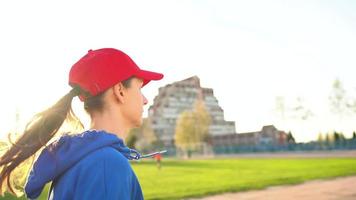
[133,119,143,128]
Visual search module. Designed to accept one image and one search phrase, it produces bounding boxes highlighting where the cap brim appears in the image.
[136,69,164,87]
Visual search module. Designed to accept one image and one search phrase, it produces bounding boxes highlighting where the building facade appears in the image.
[211,125,288,147]
[148,76,236,147]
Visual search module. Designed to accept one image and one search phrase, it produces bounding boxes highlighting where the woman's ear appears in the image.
[113,82,125,103]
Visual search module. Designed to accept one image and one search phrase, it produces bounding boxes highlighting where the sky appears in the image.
[0,0,356,142]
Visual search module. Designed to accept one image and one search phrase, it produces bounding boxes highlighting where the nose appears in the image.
[143,94,148,105]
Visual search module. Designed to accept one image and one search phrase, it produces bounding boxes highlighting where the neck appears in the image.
[90,110,130,140]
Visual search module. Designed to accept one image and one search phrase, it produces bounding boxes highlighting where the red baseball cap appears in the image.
[69,48,163,100]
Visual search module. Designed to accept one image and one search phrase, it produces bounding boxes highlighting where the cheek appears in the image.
[131,93,143,113]
[126,90,144,115]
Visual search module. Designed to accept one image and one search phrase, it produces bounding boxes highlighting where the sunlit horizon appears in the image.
[1,0,356,143]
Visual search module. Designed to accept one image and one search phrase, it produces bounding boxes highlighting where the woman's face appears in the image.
[121,77,148,128]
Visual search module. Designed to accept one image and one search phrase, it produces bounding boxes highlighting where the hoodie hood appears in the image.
[24,130,141,199]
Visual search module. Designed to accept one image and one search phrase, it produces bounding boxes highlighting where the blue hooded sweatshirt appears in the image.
[24,130,144,200]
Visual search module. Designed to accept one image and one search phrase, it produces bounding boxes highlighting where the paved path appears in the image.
[188,176,356,200]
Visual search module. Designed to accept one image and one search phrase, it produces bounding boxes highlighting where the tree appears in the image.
[353,131,356,140]
[175,110,196,157]
[193,100,211,143]
[274,96,285,119]
[333,131,340,142]
[317,133,324,143]
[325,133,330,144]
[126,118,158,151]
[174,100,211,158]
[136,118,158,151]
[346,97,356,113]
[329,79,347,117]
[345,86,356,113]
[328,79,356,117]
[286,131,296,144]
[292,97,313,120]
[274,96,313,121]
[325,133,335,144]
[126,128,140,149]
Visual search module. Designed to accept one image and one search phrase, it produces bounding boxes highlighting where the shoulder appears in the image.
[70,146,132,176]
[54,147,139,199]
[61,146,135,185]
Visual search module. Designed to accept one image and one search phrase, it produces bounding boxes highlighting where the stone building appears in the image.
[148,76,236,147]
[211,125,288,147]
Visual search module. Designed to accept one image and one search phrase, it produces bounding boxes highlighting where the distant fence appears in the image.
[162,139,356,156]
[212,139,356,154]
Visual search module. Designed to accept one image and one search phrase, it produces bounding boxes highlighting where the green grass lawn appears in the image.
[1,158,356,200]
[134,158,356,199]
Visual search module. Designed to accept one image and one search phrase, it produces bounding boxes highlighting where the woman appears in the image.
[0,48,163,199]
